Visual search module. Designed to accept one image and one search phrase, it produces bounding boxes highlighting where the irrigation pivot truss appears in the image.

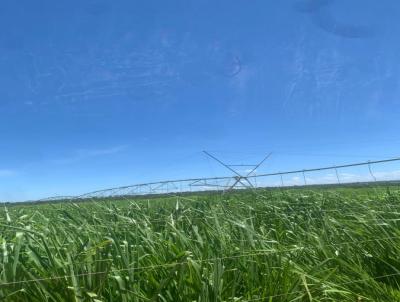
[35,155,400,203]
[202,151,272,190]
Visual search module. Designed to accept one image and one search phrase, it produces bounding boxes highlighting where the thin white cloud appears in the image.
[0,169,18,177]
[50,145,127,165]
[76,145,127,157]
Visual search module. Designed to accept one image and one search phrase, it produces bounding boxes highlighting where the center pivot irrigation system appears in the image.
[191,151,272,191]
[36,153,400,203]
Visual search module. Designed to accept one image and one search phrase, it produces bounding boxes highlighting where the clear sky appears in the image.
[1,0,400,201]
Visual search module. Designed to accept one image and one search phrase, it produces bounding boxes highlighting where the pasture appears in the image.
[1,186,400,301]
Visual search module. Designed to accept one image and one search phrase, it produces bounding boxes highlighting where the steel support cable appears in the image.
[72,156,400,200]
[7,200,400,221]
[17,214,396,229]
[2,250,400,291]
[243,271,400,301]
[0,248,304,287]
[8,203,400,222]
[2,234,400,281]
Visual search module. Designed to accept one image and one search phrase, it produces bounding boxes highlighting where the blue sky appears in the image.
[1,0,400,201]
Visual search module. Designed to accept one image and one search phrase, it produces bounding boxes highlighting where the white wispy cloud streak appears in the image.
[49,145,127,165]
[0,169,18,177]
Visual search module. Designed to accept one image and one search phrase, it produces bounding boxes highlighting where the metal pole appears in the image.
[245,152,272,176]
[202,151,243,177]
[334,167,341,184]
[368,161,377,182]
[302,170,307,185]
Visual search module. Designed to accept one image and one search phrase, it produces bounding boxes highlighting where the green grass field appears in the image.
[1,186,400,301]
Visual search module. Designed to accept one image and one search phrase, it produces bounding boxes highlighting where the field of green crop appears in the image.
[1,186,400,301]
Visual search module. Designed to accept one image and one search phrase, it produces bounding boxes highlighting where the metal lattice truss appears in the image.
[37,156,400,203]
[202,151,272,191]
